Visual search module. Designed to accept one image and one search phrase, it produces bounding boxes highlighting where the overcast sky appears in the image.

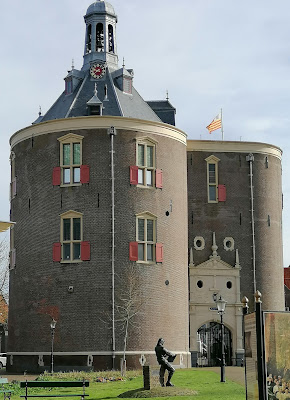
[1,0,290,267]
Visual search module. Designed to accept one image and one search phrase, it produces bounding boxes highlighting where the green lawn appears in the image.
[10,369,246,400]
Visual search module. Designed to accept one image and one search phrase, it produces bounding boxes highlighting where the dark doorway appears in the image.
[197,322,232,367]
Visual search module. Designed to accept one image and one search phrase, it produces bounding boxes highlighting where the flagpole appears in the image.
[221,108,224,141]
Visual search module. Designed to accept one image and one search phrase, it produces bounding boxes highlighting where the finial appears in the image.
[104,84,109,101]
[122,57,125,68]
[72,59,75,69]
[189,248,195,268]
[166,90,169,101]
[235,249,240,268]
[39,106,42,116]
[210,232,220,259]
[255,290,262,303]
[242,296,249,308]
[94,83,98,95]
[242,296,249,314]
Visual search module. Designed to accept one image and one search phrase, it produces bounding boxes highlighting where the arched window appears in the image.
[129,212,163,263]
[86,24,92,54]
[136,212,157,262]
[96,23,104,52]
[61,211,83,262]
[108,25,114,53]
[57,133,84,186]
[136,138,156,187]
[205,155,220,203]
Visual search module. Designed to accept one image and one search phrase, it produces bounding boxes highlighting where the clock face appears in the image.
[90,63,106,79]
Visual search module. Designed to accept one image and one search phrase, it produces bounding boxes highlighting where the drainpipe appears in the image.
[108,126,116,369]
[246,154,257,296]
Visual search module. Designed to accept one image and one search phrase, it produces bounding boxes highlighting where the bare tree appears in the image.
[115,265,143,375]
[99,265,143,374]
[0,236,9,302]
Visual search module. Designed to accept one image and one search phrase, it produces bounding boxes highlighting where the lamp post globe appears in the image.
[216,296,227,314]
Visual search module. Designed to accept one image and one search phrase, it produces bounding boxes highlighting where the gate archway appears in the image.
[197,322,232,367]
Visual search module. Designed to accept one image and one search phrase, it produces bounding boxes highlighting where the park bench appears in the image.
[0,378,13,400]
[20,380,89,400]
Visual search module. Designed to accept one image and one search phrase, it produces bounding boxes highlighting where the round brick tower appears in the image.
[187,140,284,311]
[7,1,190,372]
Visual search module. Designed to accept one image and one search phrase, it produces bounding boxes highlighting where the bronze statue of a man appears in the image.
[155,338,176,387]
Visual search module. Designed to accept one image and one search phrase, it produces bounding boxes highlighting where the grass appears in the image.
[7,368,246,400]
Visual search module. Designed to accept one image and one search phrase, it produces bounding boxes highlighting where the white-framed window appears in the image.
[137,138,157,187]
[58,133,84,186]
[205,155,220,203]
[60,211,83,262]
[136,212,157,262]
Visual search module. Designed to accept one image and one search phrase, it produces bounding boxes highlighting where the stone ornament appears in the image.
[193,236,205,251]
[223,237,235,251]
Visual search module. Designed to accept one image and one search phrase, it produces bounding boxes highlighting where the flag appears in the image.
[206,113,222,133]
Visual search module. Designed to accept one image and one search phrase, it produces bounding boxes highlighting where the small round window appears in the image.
[223,237,234,251]
[194,236,205,251]
[227,281,232,289]
[197,280,203,288]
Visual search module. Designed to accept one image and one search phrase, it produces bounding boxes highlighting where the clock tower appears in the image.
[82,0,118,71]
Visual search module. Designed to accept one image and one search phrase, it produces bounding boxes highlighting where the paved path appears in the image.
[202,366,246,386]
[0,371,38,382]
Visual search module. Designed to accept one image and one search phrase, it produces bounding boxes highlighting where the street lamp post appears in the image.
[50,319,57,374]
[242,296,249,399]
[216,296,227,383]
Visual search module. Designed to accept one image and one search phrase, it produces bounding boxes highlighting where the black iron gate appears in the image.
[197,322,232,367]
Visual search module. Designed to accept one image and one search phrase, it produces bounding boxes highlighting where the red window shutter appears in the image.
[156,243,163,263]
[52,167,61,186]
[129,242,138,261]
[53,243,61,262]
[80,165,90,184]
[130,166,138,185]
[156,169,163,189]
[218,184,226,202]
[81,241,91,261]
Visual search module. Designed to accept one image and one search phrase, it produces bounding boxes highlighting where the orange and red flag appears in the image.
[206,113,222,133]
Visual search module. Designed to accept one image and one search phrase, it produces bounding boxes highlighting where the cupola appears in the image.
[82,0,118,71]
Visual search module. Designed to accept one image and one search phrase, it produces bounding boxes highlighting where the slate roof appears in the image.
[33,1,176,126]
[39,67,162,124]
[147,100,176,126]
